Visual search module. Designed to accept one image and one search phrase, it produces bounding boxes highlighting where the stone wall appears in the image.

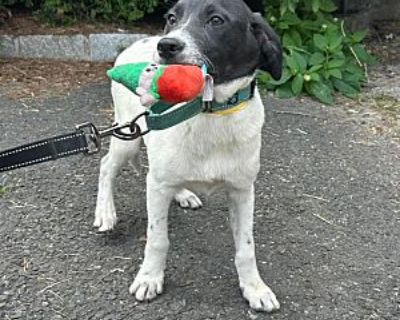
[0,33,148,61]
[335,0,400,31]
[369,0,400,21]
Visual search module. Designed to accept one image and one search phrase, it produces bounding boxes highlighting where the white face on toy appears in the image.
[139,63,160,89]
[136,63,161,107]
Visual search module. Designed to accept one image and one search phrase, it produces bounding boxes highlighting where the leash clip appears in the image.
[76,112,149,155]
[76,122,101,155]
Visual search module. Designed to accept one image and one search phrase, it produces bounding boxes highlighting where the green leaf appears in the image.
[287,29,302,47]
[313,34,328,51]
[328,68,342,79]
[327,59,345,69]
[312,0,320,13]
[308,65,323,73]
[331,51,346,60]
[345,62,364,74]
[256,72,271,87]
[352,44,376,64]
[278,22,290,30]
[276,82,295,99]
[333,79,359,98]
[268,69,292,86]
[286,54,300,75]
[310,52,325,66]
[280,2,288,16]
[310,73,321,81]
[128,9,144,21]
[281,12,301,25]
[309,81,333,104]
[287,46,310,55]
[283,32,296,47]
[327,34,343,52]
[292,73,304,95]
[342,71,362,87]
[319,0,337,12]
[325,23,340,34]
[287,0,297,13]
[292,51,308,72]
[301,20,321,32]
[351,30,368,43]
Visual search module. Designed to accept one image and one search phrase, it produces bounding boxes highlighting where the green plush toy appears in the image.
[107,62,205,107]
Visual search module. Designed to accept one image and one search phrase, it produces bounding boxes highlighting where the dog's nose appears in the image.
[157,38,185,59]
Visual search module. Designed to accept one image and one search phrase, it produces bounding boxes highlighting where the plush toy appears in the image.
[107,63,205,106]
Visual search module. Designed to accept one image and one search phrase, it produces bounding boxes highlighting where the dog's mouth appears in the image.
[159,56,216,76]
[159,57,201,67]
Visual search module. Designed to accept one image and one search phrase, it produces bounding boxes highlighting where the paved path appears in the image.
[0,84,399,320]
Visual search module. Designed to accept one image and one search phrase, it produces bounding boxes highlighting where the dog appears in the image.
[94,0,282,312]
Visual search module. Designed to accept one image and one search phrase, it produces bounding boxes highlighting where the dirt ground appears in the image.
[0,59,112,100]
[0,13,163,36]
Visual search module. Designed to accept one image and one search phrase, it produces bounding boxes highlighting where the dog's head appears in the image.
[157,0,282,84]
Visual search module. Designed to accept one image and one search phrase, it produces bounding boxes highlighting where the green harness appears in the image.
[145,80,256,130]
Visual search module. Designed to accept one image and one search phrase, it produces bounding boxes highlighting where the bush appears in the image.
[0,0,33,7]
[1,0,375,105]
[40,0,161,24]
[0,0,163,24]
[259,0,376,104]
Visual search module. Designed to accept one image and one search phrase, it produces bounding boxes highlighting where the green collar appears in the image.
[145,80,256,131]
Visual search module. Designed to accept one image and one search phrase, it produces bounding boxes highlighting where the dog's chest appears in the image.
[145,104,264,188]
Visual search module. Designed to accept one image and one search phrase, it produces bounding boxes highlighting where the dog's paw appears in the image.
[129,271,164,301]
[174,189,202,210]
[93,200,117,232]
[241,281,280,313]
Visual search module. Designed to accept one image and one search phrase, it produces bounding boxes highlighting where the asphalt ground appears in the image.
[0,84,399,320]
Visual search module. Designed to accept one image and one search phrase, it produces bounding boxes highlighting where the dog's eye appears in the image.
[166,14,177,26]
[208,16,224,26]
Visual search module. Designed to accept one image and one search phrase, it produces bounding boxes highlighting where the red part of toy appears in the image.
[156,65,204,104]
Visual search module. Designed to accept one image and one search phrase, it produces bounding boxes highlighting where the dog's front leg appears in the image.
[94,137,141,232]
[129,175,174,301]
[227,185,280,312]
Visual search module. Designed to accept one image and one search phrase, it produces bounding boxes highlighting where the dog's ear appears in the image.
[242,0,264,13]
[165,0,179,6]
[251,13,283,80]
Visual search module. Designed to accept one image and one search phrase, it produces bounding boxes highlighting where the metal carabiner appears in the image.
[76,111,150,155]
[111,111,150,140]
[75,122,101,154]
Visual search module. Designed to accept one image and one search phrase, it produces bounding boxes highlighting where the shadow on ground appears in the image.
[0,84,399,320]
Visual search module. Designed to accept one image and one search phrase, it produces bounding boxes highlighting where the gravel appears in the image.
[0,84,399,319]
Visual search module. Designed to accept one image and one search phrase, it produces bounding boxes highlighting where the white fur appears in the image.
[95,36,279,312]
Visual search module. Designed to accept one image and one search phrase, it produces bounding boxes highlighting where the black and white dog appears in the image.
[94,0,282,312]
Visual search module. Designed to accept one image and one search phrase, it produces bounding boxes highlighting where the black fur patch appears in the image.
[162,0,282,83]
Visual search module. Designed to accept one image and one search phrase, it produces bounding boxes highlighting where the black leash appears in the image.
[0,112,148,173]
